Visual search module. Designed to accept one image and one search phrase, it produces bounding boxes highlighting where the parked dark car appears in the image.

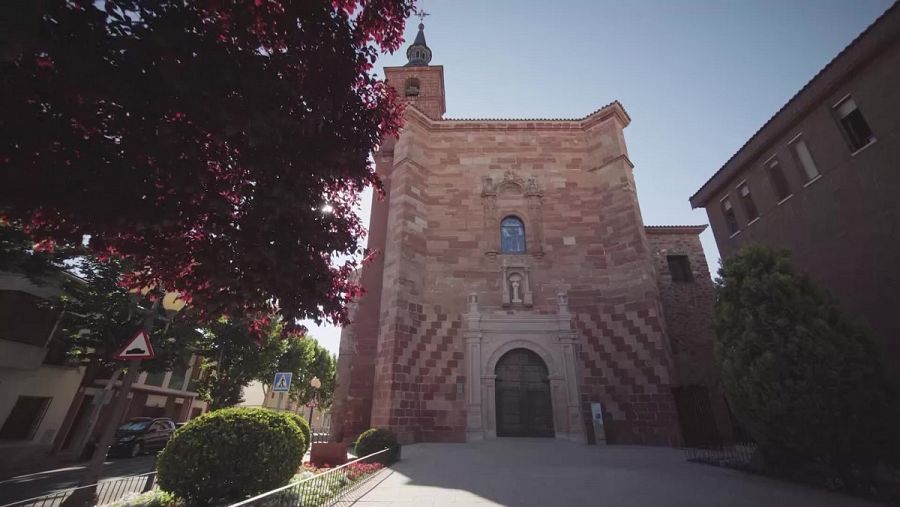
[108,417,176,457]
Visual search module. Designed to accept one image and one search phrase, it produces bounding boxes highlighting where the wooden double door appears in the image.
[495,348,554,437]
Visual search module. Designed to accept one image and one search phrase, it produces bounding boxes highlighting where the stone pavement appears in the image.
[349,439,880,506]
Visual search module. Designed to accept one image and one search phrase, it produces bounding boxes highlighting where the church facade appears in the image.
[331,24,722,446]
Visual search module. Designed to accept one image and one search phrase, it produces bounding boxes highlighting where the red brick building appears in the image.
[690,3,900,382]
[331,23,722,446]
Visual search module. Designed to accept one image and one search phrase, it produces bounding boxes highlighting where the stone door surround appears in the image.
[464,292,586,443]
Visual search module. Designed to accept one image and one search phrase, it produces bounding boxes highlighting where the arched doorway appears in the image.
[495,348,554,437]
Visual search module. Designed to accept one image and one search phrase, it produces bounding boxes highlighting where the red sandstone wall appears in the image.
[363,104,681,445]
[330,147,394,442]
[646,230,717,387]
[647,229,733,442]
[383,65,446,119]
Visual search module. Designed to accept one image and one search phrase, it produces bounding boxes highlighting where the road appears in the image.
[0,456,156,506]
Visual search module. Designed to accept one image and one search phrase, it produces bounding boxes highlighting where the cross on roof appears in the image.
[416,9,430,23]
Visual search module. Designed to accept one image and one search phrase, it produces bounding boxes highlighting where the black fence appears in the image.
[684,442,758,469]
[0,472,157,507]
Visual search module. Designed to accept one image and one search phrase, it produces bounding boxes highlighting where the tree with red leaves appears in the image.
[0,0,415,330]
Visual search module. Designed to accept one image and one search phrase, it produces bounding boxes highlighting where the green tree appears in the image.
[714,244,897,482]
[276,338,336,410]
[193,316,335,411]
[52,256,199,373]
[194,317,286,410]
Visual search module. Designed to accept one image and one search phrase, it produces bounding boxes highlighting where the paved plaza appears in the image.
[350,439,878,506]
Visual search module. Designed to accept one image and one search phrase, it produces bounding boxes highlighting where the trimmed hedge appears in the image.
[157,407,306,504]
[355,428,399,465]
[287,413,311,455]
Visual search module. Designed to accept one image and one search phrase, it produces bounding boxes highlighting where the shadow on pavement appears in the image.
[349,439,881,507]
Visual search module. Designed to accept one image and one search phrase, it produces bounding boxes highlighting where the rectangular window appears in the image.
[721,197,739,235]
[144,370,166,387]
[790,137,819,182]
[0,396,51,440]
[833,96,875,151]
[737,182,759,221]
[666,255,694,283]
[168,367,189,392]
[765,158,791,201]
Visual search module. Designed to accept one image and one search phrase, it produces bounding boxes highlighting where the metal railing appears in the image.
[309,431,331,444]
[0,472,157,507]
[229,449,391,507]
[684,442,758,469]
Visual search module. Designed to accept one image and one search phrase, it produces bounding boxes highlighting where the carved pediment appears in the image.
[498,170,525,195]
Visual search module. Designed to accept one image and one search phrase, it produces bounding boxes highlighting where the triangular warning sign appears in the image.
[115,329,155,360]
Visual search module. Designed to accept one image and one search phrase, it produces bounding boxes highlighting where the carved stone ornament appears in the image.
[481,176,496,196]
[499,170,525,193]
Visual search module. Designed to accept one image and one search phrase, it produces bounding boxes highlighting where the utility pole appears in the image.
[63,295,160,506]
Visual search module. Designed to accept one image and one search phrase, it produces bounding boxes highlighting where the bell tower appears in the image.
[384,13,445,119]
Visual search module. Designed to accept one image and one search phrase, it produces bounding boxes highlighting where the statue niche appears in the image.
[501,259,533,307]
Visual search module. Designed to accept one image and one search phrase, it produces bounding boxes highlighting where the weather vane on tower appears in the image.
[415,8,430,25]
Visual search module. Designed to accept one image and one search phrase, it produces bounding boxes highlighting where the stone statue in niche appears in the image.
[509,274,523,303]
[525,176,539,195]
[501,261,532,307]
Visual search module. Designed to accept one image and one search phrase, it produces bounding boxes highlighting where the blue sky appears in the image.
[305,0,894,355]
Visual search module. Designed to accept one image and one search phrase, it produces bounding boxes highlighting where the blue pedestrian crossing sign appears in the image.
[273,372,292,392]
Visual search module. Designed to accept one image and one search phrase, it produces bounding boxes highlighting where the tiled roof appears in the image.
[444,100,629,123]
[689,1,898,207]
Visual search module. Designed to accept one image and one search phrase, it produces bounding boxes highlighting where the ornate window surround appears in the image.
[482,171,544,259]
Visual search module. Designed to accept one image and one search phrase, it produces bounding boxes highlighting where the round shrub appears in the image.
[287,413,311,455]
[157,407,306,504]
[355,428,400,465]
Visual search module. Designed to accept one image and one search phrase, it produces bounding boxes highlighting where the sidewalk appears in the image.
[351,439,881,506]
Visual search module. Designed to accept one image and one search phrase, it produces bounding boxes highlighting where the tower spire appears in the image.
[405,10,432,67]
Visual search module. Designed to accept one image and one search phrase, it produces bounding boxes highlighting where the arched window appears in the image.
[404,78,420,97]
[500,216,526,253]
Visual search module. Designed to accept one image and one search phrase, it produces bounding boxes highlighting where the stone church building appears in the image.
[331,23,723,446]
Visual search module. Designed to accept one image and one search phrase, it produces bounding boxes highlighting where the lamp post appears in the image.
[308,376,321,425]
[67,289,185,506]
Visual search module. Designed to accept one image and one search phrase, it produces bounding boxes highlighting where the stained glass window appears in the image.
[501,216,525,253]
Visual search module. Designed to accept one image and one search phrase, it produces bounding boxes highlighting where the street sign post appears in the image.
[273,372,293,392]
[273,372,293,411]
[114,329,156,360]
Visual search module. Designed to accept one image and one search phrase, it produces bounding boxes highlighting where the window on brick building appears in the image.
[500,216,525,253]
[720,196,739,235]
[667,255,693,282]
[833,96,875,152]
[789,137,819,182]
[737,182,759,221]
[404,78,420,97]
[765,158,791,201]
